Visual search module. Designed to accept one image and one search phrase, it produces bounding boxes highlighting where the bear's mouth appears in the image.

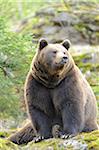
[54,63,64,70]
[61,59,68,64]
[54,59,68,70]
[55,59,68,66]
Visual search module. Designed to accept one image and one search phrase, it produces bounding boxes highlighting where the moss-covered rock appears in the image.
[1,130,99,150]
[78,130,99,150]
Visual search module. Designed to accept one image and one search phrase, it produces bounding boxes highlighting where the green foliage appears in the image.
[0,16,35,119]
[0,0,58,120]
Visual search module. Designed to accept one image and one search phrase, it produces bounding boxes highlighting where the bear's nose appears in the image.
[63,56,68,60]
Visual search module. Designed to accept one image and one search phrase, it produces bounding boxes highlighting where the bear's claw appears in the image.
[60,133,76,139]
[34,136,44,143]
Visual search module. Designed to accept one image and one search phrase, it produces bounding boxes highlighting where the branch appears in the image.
[0,66,8,76]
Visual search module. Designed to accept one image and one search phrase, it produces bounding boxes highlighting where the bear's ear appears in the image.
[61,39,71,50]
[39,38,48,50]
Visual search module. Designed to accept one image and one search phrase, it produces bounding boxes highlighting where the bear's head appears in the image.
[31,39,74,88]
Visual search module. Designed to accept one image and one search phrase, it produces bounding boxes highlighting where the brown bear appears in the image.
[8,39,98,144]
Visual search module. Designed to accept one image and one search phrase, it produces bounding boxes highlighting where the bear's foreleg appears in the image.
[28,107,52,142]
[61,102,84,138]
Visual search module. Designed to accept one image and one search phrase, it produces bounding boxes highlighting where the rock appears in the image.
[87,24,99,32]
[44,26,87,44]
[0,119,18,131]
[30,2,99,45]
[4,130,99,150]
[63,139,87,150]
[36,7,55,17]
[52,12,80,26]
[79,12,99,24]
[42,26,60,35]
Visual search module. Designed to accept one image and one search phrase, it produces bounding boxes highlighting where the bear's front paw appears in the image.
[34,136,44,143]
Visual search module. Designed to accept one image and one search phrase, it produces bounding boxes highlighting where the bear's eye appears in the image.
[53,51,57,54]
[63,52,65,54]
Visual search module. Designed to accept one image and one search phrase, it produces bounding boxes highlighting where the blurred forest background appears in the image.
[0,0,99,149]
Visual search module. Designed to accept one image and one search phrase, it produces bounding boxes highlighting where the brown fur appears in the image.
[8,39,98,144]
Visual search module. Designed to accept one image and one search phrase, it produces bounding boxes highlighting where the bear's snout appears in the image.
[61,56,68,64]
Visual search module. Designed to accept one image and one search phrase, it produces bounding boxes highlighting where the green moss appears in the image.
[74,23,87,33]
[24,131,99,150]
[0,138,19,150]
[27,138,62,150]
[95,15,99,22]
[0,131,9,138]
[82,130,99,150]
[0,130,98,150]
[96,31,99,38]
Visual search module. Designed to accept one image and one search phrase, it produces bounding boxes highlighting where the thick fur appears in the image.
[8,39,98,144]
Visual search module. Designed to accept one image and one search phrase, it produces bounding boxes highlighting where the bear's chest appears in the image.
[50,79,68,112]
[26,74,80,116]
